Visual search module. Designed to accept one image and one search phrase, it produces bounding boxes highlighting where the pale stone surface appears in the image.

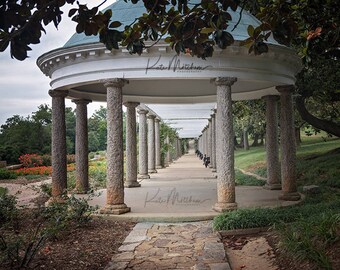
[106,221,231,270]
[102,79,130,214]
[124,102,140,188]
[49,90,68,199]
[263,95,281,190]
[73,99,91,193]
[277,85,301,201]
[138,109,150,179]
[208,119,213,168]
[213,77,238,212]
[147,114,157,173]
[155,118,162,169]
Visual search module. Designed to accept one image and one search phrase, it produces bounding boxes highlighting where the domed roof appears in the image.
[64,0,279,48]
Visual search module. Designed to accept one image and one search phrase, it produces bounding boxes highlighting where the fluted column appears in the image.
[138,109,150,179]
[148,114,157,173]
[277,85,301,201]
[213,77,238,212]
[124,102,140,188]
[72,99,91,193]
[49,90,68,201]
[155,118,162,169]
[263,95,281,190]
[100,79,130,215]
[211,111,217,172]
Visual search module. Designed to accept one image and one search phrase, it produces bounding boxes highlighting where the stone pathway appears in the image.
[105,221,231,270]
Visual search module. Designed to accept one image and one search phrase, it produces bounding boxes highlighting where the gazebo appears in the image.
[37,0,302,214]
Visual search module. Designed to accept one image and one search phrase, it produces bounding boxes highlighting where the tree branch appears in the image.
[296,95,340,137]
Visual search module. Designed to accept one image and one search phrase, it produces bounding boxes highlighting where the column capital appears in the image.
[147,114,156,119]
[49,89,69,98]
[211,113,216,118]
[211,77,237,87]
[208,118,212,123]
[102,78,129,88]
[138,109,149,115]
[262,95,280,101]
[155,118,161,123]
[72,99,92,105]
[276,85,295,94]
[123,102,140,108]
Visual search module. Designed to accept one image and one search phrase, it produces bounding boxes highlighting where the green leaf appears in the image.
[200,27,215,34]
[109,21,122,28]
[247,25,254,36]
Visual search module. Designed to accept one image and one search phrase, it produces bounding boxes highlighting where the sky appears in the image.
[0,1,113,126]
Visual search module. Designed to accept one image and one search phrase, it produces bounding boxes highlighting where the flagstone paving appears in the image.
[105,221,231,270]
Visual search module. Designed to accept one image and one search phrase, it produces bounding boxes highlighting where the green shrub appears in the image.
[40,183,52,197]
[0,188,17,226]
[0,168,17,180]
[213,199,340,231]
[276,213,340,270]
[253,167,267,178]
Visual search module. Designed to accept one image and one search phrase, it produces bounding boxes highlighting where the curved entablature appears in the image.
[37,41,301,103]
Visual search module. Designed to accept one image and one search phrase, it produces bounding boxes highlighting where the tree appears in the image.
[1,0,339,135]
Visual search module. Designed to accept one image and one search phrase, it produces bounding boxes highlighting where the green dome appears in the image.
[63,0,279,48]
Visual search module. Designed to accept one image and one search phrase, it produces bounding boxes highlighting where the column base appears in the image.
[212,202,238,212]
[138,174,150,179]
[45,196,66,206]
[279,192,301,201]
[148,169,157,174]
[124,181,141,188]
[156,165,163,169]
[263,183,282,190]
[99,204,131,215]
[211,168,217,173]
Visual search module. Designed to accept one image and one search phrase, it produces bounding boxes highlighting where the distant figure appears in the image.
[203,154,210,167]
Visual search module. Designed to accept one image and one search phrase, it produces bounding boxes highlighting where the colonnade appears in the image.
[49,77,300,214]
[196,79,301,211]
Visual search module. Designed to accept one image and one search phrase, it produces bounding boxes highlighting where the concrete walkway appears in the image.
[87,151,298,222]
[105,221,230,270]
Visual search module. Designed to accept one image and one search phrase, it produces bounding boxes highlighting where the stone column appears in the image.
[211,111,217,172]
[208,118,212,167]
[101,79,130,214]
[138,109,150,179]
[165,135,170,167]
[212,77,238,212]
[147,114,157,173]
[72,99,91,193]
[124,102,140,188]
[277,85,301,201]
[155,118,162,169]
[263,95,281,190]
[49,90,68,201]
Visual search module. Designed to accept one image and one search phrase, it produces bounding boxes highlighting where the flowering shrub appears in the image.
[15,166,52,176]
[18,154,43,168]
[15,164,75,176]
[41,154,52,166]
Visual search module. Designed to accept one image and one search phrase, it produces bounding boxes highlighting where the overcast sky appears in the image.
[0,1,114,126]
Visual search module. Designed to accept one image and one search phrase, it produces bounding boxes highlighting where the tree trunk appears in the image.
[295,127,301,147]
[296,96,340,137]
[243,128,249,150]
[252,133,260,147]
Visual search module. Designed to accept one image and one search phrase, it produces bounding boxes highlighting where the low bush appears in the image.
[15,166,52,176]
[213,199,340,231]
[276,213,340,269]
[66,154,76,164]
[0,168,17,180]
[0,188,17,226]
[19,154,43,168]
